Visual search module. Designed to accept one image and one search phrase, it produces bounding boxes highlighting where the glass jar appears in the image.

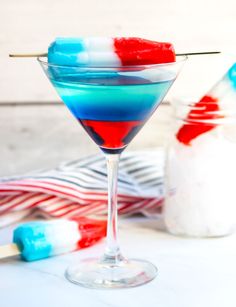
[164,96,236,237]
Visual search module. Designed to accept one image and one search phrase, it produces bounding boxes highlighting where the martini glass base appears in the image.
[65,257,157,289]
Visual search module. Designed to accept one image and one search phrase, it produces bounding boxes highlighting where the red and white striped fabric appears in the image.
[0,150,164,226]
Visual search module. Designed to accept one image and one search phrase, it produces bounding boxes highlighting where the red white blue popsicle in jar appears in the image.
[176,63,236,145]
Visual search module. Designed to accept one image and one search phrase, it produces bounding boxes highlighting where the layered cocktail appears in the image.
[39,37,186,289]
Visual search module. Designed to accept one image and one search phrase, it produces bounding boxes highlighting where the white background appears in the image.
[0,0,236,175]
[1,0,236,102]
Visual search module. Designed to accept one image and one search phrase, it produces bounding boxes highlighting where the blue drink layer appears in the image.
[49,71,174,153]
[52,74,172,121]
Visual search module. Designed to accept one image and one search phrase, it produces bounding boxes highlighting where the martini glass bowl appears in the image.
[38,56,186,289]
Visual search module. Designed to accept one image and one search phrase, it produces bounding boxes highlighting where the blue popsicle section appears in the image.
[48,38,86,66]
[227,63,236,89]
[13,222,53,261]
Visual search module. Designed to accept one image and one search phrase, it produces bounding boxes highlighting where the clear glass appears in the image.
[38,57,186,289]
[165,97,236,237]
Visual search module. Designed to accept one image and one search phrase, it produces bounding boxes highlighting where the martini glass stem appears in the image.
[102,153,123,264]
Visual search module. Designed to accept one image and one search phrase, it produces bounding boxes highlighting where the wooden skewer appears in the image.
[176,51,221,56]
[0,243,20,259]
[9,53,47,58]
[9,51,221,58]
[177,51,221,56]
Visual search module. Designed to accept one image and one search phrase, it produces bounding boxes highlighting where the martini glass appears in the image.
[38,57,186,289]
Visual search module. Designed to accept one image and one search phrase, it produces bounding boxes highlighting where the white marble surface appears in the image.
[0,217,236,307]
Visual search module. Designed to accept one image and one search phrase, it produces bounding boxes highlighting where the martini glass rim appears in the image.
[37,55,187,70]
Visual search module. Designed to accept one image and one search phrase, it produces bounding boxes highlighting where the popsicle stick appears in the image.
[9,51,221,58]
[0,243,20,259]
[176,51,221,56]
[9,53,47,58]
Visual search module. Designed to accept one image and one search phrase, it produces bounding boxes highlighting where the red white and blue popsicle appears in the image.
[47,37,176,66]
[9,37,220,65]
[0,217,107,261]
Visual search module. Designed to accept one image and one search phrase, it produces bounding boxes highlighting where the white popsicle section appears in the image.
[46,220,81,256]
[76,51,120,66]
[77,37,120,66]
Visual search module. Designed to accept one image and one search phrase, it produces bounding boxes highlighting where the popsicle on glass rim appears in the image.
[33,37,186,289]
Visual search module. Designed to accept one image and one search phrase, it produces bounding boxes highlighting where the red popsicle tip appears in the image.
[114,37,176,65]
[70,216,107,249]
[176,95,223,146]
